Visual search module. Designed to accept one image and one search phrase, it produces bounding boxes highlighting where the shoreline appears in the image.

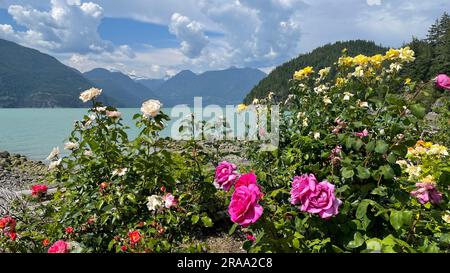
[0,150,47,192]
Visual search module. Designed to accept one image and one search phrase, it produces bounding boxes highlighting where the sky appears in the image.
[0,0,448,79]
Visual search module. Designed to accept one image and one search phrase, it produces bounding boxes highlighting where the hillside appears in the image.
[0,39,101,107]
[244,40,388,104]
[155,67,266,106]
[137,79,166,91]
[83,68,158,107]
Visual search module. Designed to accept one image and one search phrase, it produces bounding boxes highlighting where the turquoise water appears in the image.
[0,108,174,160]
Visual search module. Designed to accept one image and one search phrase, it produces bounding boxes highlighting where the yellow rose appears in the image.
[353,54,369,66]
[385,48,400,60]
[294,66,314,80]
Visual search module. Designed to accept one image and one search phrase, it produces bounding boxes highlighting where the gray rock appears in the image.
[0,151,10,158]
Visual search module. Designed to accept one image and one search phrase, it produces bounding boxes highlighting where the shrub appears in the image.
[228,48,450,253]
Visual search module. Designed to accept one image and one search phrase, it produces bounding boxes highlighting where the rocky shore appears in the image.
[0,151,47,191]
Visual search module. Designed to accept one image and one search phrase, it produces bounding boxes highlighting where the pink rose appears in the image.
[234,173,257,188]
[290,174,342,219]
[214,161,239,191]
[435,74,450,90]
[48,240,69,253]
[228,179,263,227]
[290,174,318,205]
[163,193,177,208]
[411,183,443,205]
[354,129,369,138]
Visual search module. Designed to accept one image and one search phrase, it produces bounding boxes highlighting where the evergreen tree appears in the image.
[431,12,450,75]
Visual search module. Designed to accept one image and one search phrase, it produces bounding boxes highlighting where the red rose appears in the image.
[65,226,74,234]
[31,184,48,197]
[0,216,16,232]
[43,239,50,247]
[120,245,127,251]
[128,230,141,244]
[9,232,17,241]
[160,185,166,192]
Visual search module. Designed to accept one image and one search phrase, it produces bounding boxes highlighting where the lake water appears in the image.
[0,108,174,160]
[0,107,262,161]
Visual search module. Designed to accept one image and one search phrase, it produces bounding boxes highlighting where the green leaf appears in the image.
[380,165,395,180]
[126,193,136,203]
[353,139,364,151]
[365,238,382,251]
[191,214,200,224]
[390,210,413,231]
[201,215,213,227]
[356,166,371,180]
[228,223,238,235]
[293,238,300,249]
[371,186,387,197]
[347,232,365,249]
[409,104,426,119]
[341,167,354,179]
[366,141,375,152]
[375,140,389,154]
[356,199,373,219]
[386,153,397,164]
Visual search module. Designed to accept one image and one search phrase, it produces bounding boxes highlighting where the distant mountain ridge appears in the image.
[83,68,158,108]
[0,39,101,107]
[0,38,265,107]
[153,67,266,106]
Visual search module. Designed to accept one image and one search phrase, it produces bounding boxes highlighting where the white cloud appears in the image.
[64,46,185,79]
[193,0,304,68]
[366,0,381,6]
[1,0,450,79]
[169,13,209,58]
[0,0,111,53]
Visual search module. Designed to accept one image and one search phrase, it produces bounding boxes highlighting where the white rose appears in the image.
[146,195,163,211]
[79,88,102,103]
[314,132,320,140]
[64,141,79,150]
[141,99,162,118]
[94,106,107,112]
[343,92,354,101]
[112,168,127,177]
[83,150,93,157]
[106,111,122,119]
[46,147,60,161]
[48,158,62,170]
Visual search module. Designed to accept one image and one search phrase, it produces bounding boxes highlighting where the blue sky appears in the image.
[0,0,449,79]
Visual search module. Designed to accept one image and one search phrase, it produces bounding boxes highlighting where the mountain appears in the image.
[244,40,388,104]
[83,68,158,107]
[137,78,166,91]
[0,39,101,107]
[155,67,266,106]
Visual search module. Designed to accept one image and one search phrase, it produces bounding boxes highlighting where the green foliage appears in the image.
[244,40,387,104]
[0,99,224,253]
[238,46,450,253]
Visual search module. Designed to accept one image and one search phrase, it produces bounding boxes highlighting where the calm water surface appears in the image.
[0,108,175,160]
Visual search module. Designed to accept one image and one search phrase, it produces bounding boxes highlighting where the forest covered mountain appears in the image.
[244,40,388,104]
[0,39,102,107]
[244,13,450,104]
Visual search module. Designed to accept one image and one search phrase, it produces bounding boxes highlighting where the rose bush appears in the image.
[226,47,450,253]
[0,91,223,253]
[1,47,449,253]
